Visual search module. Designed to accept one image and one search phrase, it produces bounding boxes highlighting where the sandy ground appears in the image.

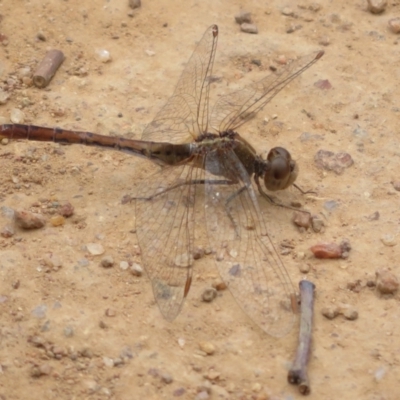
[0,0,399,399]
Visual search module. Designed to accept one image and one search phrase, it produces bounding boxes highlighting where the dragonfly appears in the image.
[0,25,323,337]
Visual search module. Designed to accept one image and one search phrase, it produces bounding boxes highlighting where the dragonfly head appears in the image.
[264,147,298,191]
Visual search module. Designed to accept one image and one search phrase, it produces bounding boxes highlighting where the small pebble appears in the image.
[63,326,74,337]
[205,369,220,381]
[292,211,311,229]
[17,67,31,79]
[388,18,400,34]
[376,268,399,294]
[103,357,114,368]
[212,281,227,291]
[286,24,302,34]
[321,306,340,320]
[314,79,332,90]
[298,263,310,274]
[314,150,354,175]
[95,49,111,63]
[36,32,46,41]
[84,379,100,393]
[340,239,352,259]
[113,357,124,367]
[201,288,217,303]
[374,366,386,381]
[252,382,262,393]
[281,7,294,16]
[43,254,62,271]
[342,308,358,321]
[173,387,186,397]
[99,320,108,329]
[367,0,387,14]
[160,372,173,384]
[240,23,258,34]
[14,210,46,229]
[347,279,363,293]
[31,305,47,318]
[58,201,74,217]
[101,255,114,268]
[193,246,205,260]
[50,215,65,226]
[0,89,10,104]
[129,0,141,9]
[120,261,129,270]
[235,11,252,24]
[31,363,53,377]
[380,234,396,247]
[10,108,25,124]
[195,391,210,400]
[311,215,324,232]
[392,181,400,191]
[1,224,15,238]
[130,262,143,276]
[318,36,330,46]
[276,55,287,65]
[199,341,215,355]
[80,347,93,358]
[105,308,116,317]
[311,242,342,259]
[86,243,105,255]
[367,211,380,221]
[197,382,212,395]
[28,335,47,347]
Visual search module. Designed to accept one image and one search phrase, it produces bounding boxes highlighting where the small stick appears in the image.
[33,49,65,88]
[288,279,316,395]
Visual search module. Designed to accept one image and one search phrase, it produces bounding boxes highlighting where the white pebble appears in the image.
[367,0,387,14]
[95,49,112,63]
[119,261,129,270]
[380,234,396,247]
[103,357,114,368]
[86,243,105,255]
[0,90,10,105]
[388,18,400,34]
[374,366,386,381]
[145,49,155,57]
[240,23,258,34]
[119,261,129,271]
[10,108,25,124]
[130,262,143,276]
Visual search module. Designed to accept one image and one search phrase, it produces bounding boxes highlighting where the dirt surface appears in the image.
[0,1,399,399]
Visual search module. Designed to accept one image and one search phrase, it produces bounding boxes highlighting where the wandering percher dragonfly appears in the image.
[0,25,323,337]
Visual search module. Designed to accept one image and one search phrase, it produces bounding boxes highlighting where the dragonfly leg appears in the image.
[254,175,311,215]
[293,183,317,196]
[223,186,247,238]
[127,179,234,202]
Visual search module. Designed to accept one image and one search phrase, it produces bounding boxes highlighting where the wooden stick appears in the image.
[33,49,65,88]
[287,279,316,395]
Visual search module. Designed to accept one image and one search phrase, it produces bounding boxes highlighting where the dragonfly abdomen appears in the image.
[0,124,194,166]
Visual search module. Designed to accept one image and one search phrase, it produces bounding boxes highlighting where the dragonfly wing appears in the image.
[210,51,323,133]
[142,25,219,144]
[204,147,296,337]
[133,163,201,320]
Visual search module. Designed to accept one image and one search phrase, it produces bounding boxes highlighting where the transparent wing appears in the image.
[204,146,296,337]
[210,51,323,133]
[134,163,202,320]
[142,25,219,144]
